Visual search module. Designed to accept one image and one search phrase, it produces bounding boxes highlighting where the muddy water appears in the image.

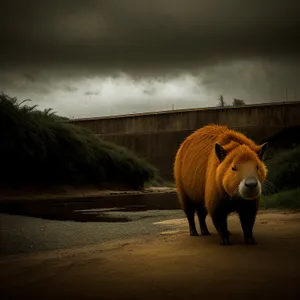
[0,192,180,222]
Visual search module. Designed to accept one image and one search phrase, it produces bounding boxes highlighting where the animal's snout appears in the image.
[244,177,258,188]
[239,176,261,200]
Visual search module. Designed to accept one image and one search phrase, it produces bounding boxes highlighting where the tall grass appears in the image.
[260,146,300,209]
[265,146,300,192]
[261,188,300,210]
[0,93,158,189]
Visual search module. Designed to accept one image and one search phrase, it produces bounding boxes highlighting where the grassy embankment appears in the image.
[260,146,300,210]
[0,93,162,192]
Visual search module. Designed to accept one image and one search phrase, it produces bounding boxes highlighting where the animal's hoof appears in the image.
[245,237,257,245]
[190,230,199,236]
[201,228,211,236]
[220,237,231,246]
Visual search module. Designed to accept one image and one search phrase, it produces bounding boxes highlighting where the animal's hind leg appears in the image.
[184,201,199,236]
[196,205,211,235]
[176,186,198,236]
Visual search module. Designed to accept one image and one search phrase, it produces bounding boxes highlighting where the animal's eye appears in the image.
[232,166,237,171]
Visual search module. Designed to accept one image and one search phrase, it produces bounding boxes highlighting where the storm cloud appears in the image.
[0,1,299,117]
[1,0,300,67]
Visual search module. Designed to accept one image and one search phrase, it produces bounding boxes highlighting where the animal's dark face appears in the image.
[215,143,268,200]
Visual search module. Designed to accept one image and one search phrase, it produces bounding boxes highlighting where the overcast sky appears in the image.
[1,0,300,118]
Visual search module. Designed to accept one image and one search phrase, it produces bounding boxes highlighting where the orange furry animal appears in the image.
[174,124,268,245]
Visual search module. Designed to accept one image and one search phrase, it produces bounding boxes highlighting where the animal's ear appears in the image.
[215,143,227,162]
[256,142,268,160]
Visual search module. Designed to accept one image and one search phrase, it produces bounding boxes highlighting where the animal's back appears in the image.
[174,124,229,206]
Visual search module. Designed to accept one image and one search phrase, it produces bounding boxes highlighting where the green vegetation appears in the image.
[0,93,158,190]
[232,98,246,107]
[261,188,300,210]
[265,146,300,191]
[260,146,300,210]
[217,95,246,107]
[144,178,176,188]
[217,95,226,107]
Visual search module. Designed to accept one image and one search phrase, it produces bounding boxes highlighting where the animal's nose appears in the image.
[244,177,258,188]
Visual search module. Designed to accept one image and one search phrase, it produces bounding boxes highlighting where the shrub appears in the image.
[0,93,158,189]
[265,146,300,192]
[261,188,300,210]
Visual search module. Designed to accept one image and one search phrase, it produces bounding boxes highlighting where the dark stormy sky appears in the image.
[1,0,300,118]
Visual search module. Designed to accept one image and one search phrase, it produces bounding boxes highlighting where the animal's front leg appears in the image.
[211,210,231,245]
[238,200,258,245]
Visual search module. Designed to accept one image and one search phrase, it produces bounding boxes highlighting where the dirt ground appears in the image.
[1,211,300,300]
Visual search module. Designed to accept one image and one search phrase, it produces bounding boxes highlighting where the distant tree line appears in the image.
[217,95,246,107]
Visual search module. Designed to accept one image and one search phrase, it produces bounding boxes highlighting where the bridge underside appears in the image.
[97,125,291,180]
[71,102,300,181]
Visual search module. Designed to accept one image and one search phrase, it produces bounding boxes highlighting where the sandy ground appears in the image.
[0,210,184,254]
[1,211,300,300]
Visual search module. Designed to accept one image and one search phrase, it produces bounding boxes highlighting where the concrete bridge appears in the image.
[70,101,300,180]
